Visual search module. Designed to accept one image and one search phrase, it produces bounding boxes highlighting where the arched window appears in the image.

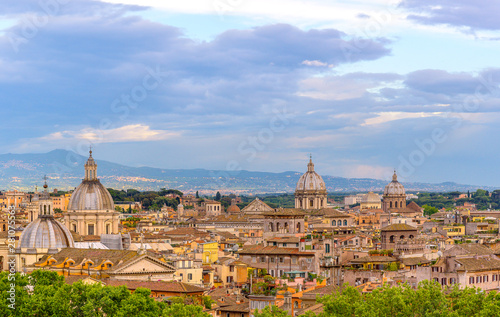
[332,220,336,226]
[390,235,395,243]
[296,222,301,233]
[284,222,289,233]
[343,220,348,226]
[44,205,47,215]
[400,201,403,208]
[409,235,414,239]
[400,235,405,240]
[390,201,393,208]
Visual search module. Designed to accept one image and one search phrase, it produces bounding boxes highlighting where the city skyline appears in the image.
[2,1,500,186]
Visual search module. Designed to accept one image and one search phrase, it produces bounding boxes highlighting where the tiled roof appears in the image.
[238,245,314,256]
[103,279,206,293]
[456,244,494,255]
[35,248,139,267]
[350,256,397,263]
[217,302,249,312]
[262,208,306,217]
[381,223,417,231]
[455,257,500,272]
[401,257,430,266]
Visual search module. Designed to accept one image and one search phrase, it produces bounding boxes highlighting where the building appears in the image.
[380,223,418,251]
[16,181,75,270]
[294,157,327,210]
[241,198,273,215]
[262,209,305,239]
[203,200,222,217]
[64,150,119,236]
[360,192,381,211]
[382,171,406,212]
[31,248,176,280]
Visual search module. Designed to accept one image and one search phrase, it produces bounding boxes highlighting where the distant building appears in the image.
[294,157,327,210]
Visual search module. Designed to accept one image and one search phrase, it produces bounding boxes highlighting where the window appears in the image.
[343,220,348,226]
[261,257,266,263]
[279,257,284,263]
[188,273,192,280]
[270,257,275,263]
[230,266,234,272]
[292,257,297,264]
[325,244,330,253]
[88,224,95,235]
[469,277,474,284]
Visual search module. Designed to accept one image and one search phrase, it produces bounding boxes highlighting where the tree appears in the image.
[162,303,211,317]
[253,305,289,317]
[215,191,221,201]
[196,191,199,198]
[423,204,439,216]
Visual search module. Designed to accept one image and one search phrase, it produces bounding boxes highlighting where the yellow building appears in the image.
[442,225,465,237]
[201,241,219,265]
[52,193,72,211]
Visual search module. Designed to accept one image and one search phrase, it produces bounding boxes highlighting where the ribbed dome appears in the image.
[295,158,326,192]
[19,215,75,251]
[384,171,405,196]
[68,181,114,210]
[362,192,381,203]
[68,150,114,211]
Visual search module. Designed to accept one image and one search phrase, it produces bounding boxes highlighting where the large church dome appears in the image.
[18,183,74,254]
[19,215,75,251]
[295,158,326,192]
[68,150,114,211]
[384,171,405,196]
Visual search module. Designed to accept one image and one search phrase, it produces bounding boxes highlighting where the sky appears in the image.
[1,0,500,186]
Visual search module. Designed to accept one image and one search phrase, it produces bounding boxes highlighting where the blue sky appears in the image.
[1,0,500,186]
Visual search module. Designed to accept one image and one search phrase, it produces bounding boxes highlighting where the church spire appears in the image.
[307,154,314,172]
[84,148,97,181]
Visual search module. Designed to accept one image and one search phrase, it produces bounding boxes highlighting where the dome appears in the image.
[362,192,381,203]
[68,181,114,210]
[68,150,115,211]
[19,215,75,251]
[384,171,405,196]
[295,158,326,192]
[227,199,241,213]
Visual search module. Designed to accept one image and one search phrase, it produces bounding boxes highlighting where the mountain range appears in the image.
[0,150,495,194]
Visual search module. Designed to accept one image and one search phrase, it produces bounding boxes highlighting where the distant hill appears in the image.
[0,149,495,193]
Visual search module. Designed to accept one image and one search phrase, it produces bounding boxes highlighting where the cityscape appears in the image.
[2,0,500,316]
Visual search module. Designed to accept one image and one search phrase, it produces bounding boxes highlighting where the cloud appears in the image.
[399,0,500,31]
[18,124,180,153]
[301,60,333,67]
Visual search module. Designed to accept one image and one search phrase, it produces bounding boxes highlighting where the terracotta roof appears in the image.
[217,302,249,313]
[103,279,206,293]
[316,208,351,218]
[350,256,397,263]
[238,245,314,256]
[262,208,306,217]
[35,248,139,267]
[266,237,300,243]
[401,257,430,266]
[455,257,500,272]
[454,244,494,256]
[381,223,417,231]
[406,201,422,212]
